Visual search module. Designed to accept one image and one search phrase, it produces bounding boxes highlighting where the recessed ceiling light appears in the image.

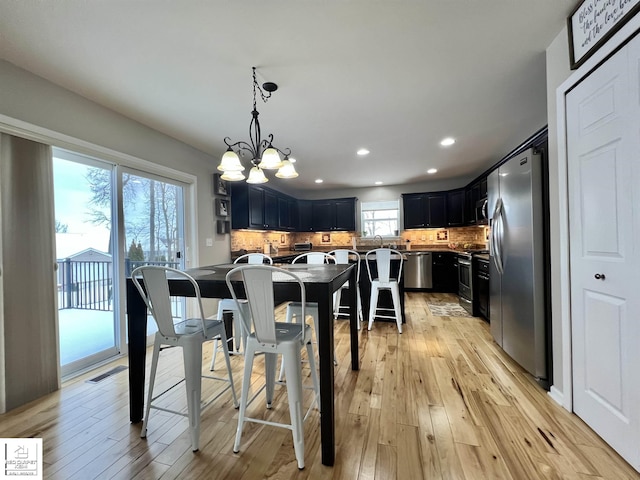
[374,181,383,185]
[427,168,438,174]
[315,179,323,184]
[357,148,370,156]
[440,137,455,147]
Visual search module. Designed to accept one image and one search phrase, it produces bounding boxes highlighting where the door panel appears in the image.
[567,36,640,470]
[122,169,186,338]
[582,290,626,416]
[53,150,119,377]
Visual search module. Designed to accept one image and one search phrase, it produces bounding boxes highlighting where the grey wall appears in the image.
[0,60,229,267]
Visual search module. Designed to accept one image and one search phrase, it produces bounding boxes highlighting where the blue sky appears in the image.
[53,157,108,234]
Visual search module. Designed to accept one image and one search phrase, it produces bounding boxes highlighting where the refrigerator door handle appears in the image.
[491,198,505,274]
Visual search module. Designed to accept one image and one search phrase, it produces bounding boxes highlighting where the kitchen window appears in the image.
[361,200,399,237]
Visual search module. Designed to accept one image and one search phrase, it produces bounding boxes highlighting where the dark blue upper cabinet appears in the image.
[402,193,447,229]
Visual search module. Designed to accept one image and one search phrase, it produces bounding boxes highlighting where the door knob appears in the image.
[594,273,606,280]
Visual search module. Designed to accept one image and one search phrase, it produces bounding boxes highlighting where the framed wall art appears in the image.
[215,198,229,217]
[568,0,640,69]
[213,173,228,196]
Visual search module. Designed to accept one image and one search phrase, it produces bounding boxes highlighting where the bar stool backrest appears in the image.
[292,252,336,264]
[226,265,306,348]
[329,249,361,281]
[234,253,273,265]
[365,248,403,283]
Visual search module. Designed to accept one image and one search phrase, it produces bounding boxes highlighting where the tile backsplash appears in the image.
[231,226,489,252]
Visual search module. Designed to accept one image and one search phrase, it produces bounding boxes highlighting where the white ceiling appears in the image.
[0,1,575,193]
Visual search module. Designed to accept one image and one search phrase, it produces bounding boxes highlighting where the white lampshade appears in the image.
[258,147,283,170]
[275,158,299,179]
[221,170,246,181]
[217,149,245,172]
[246,166,268,184]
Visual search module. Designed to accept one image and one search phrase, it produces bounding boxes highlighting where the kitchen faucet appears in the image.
[374,235,384,247]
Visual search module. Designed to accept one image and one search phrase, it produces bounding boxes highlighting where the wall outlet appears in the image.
[421,235,426,241]
[205,238,213,247]
[429,235,433,241]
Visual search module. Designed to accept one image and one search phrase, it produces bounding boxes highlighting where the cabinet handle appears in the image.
[594,273,606,280]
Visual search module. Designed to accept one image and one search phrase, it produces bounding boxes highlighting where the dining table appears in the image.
[126,262,359,467]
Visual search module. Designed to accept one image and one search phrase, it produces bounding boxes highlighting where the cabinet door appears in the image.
[465,188,476,225]
[298,200,313,231]
[403,194,426,228]
[278,196,290,230]
[446,190,465,226]
[334,198,355,231]
[431,252,458,293]
[427,194,447,227]
[479,177,488,198]
[263,190,278,229]
[313,201,333,231]
[288,198,298,230]
[248,187,265,229]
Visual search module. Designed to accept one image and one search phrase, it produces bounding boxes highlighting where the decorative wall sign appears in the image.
[321,233,331,243]
[568,0,640,69]
[436,230,449,241]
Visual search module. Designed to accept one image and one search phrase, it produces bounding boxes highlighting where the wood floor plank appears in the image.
[1,292,638,479]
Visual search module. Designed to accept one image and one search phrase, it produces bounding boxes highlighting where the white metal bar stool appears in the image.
[210,253,272,370]
[131,266,238,452]
[226,265,320,470]
[329,249,363,329]
[279,252,336,380]
[365,248,404,333]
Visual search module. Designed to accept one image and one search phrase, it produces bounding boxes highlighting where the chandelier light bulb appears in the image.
[218,149,245,172]
[275,158,299,179]
[247,166,268,184]
[258,147,283,170]
[221,170,246,181]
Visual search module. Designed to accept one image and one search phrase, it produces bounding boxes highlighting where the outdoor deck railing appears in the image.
[57,258,180,311]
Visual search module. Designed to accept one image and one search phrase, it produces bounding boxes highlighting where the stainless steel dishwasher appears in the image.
[404,252,433,289]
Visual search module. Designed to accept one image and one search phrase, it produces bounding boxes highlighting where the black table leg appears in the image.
[348,266,359,370]
[316,284,335,466]
[126,279,147,423]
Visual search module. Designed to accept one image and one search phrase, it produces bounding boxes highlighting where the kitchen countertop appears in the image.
[231,246,487,261]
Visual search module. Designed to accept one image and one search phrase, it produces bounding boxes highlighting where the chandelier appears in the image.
[217,67,298,184]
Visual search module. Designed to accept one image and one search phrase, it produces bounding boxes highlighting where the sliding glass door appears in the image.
[54,151,188,376]
[53,150,119,376]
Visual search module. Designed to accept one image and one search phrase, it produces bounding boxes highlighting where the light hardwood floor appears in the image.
[2,292,639,479]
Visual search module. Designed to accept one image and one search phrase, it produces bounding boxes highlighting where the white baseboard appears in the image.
[548,386,565,408]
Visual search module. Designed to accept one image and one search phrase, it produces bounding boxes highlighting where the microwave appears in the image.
[475,198,488,225]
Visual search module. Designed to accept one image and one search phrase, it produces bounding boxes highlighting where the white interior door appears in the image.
[566,35,640,470]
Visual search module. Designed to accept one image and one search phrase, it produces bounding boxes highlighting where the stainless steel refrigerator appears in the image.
[488,147,548,385]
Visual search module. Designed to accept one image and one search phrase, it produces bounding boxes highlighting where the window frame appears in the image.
[360,200,400,238]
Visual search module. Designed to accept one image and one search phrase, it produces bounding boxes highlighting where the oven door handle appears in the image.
[490,198,504,275]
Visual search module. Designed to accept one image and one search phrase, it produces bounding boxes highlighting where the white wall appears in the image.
[545,27,572,402]
[0,59,230,267]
